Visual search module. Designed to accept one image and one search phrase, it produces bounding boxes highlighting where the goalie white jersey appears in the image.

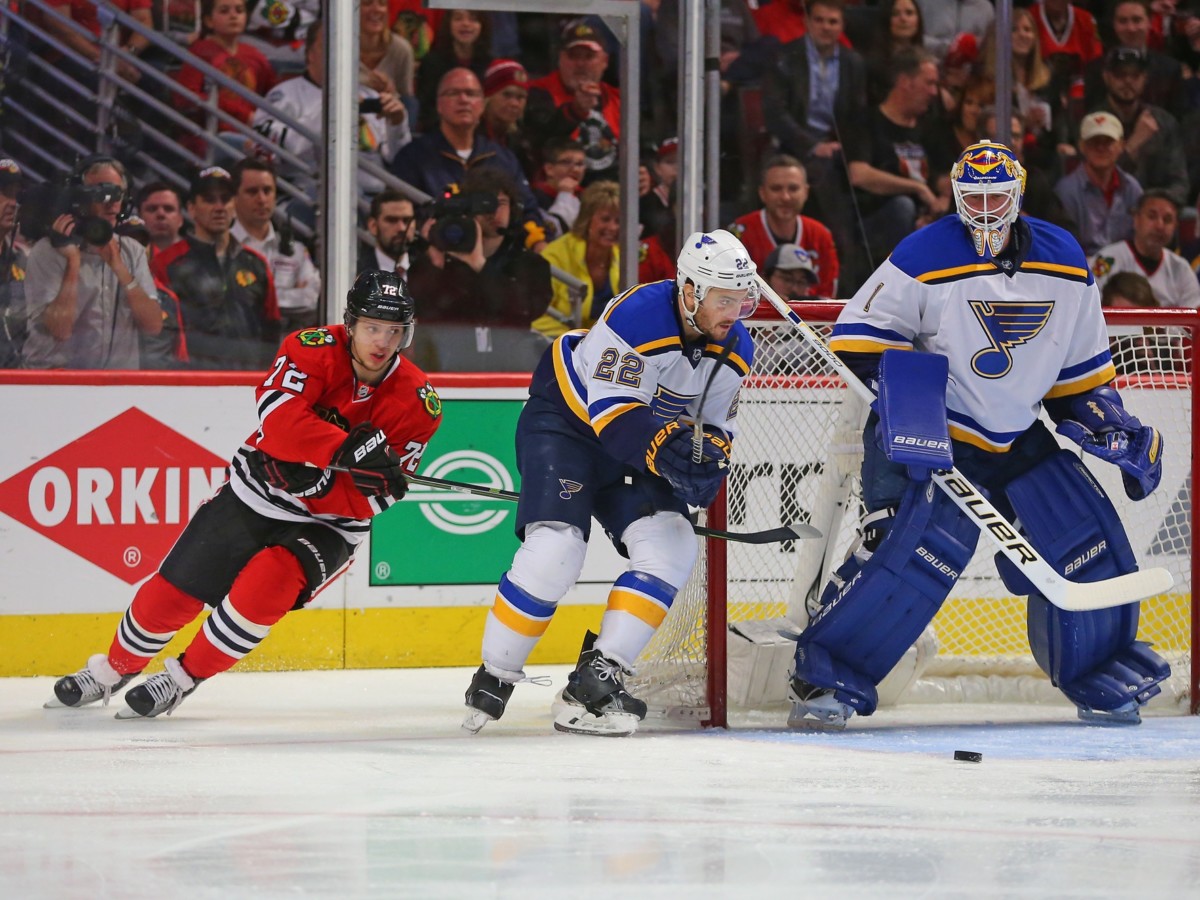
[530,279,753,468]
[830,215,1116,452]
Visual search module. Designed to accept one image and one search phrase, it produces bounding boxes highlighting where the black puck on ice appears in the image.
[954,750,983,763]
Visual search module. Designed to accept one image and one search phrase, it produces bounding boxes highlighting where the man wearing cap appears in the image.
[151,167,280,370]
[22,157,161,370]
[0,159,28,368]
[1082,1,1186,119]
[728,155,839,299]
[1054,111,1143,254]
[1086,46,1189,206]
[481,59,536,178]
[764,243,822,302]
[526,17,621,185]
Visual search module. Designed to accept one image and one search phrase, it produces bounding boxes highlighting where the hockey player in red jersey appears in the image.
[47,270,442,718]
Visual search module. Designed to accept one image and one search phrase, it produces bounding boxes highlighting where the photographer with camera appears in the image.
[407,167,552,372]
[22,157,161,370]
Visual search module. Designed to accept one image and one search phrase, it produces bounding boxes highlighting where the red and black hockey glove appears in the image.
[333,422,408,500]
[247,450,334,498]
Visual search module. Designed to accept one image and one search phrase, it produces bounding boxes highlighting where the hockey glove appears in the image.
[333,422,408,500]
[646,421,727,508]
[1055,387,1163,500]
[874,349,953,482]
[246,450,334,498]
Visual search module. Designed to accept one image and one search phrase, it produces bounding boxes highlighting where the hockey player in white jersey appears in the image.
[463,230,758,736]
[788,141,1170,729]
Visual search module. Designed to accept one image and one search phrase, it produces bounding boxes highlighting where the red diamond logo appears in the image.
[0,408,227,584]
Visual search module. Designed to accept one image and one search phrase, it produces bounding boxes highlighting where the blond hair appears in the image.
[571,180,620,240]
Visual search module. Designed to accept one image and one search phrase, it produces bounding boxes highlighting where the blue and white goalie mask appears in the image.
[950,142,1026,259]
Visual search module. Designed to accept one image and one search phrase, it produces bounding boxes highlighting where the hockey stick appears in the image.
[693,333,738,463]
[321,465,821,545]
[754,276,1174,612]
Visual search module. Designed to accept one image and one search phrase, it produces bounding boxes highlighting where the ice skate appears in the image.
[462,664,516,734]
[1075,700,1142,726]
[552,632,647,737]
[116,656,199,719]
[787,677,853,730]
[46,654,134,709]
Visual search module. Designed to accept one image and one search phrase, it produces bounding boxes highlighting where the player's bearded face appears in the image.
[696,288,747,340]
[349,316,409,377]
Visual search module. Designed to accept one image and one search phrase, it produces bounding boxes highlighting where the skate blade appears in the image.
[113,706,151,720]
[551,704,639,737]
[461,706,494,734]
[786,703,849,731]
[42,697,72,709]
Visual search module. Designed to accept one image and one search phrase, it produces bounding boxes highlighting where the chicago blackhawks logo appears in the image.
[297,328,335,347]
[235,270,257,287]
[417,383,443,418]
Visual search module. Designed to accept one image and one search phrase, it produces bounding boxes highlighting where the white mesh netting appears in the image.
[629,306,1195,723]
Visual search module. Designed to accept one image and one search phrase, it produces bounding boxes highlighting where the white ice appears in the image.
[2,667,1199,899]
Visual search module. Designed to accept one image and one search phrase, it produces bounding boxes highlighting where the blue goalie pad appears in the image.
[876,350,953,480]
[795,479,979,716]
[999,450,1171,712]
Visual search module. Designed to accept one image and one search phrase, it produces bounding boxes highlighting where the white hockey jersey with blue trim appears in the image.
[831,215,1115,452]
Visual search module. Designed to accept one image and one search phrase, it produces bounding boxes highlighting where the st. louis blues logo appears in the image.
[968,300,1054,377]
[558,479,584,500]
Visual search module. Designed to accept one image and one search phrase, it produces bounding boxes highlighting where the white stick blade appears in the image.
[1047,567,1175,612]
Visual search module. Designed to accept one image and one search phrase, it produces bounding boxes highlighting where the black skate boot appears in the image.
[462,664,516,734]
[47,654,134,709]
[117,656,200,719]
[553,631,647,736]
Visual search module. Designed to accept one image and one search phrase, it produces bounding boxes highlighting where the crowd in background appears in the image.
[0,0,1199,374]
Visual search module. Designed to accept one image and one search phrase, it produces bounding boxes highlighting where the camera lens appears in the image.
[77,215,114,246]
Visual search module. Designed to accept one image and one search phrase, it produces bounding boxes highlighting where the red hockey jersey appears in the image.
[228,325,442,543]
[728,210,840,299]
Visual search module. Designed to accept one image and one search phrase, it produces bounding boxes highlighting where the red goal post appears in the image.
[628,303,1199,727]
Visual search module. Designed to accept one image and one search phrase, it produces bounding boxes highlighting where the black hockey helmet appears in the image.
[344,269,415,348]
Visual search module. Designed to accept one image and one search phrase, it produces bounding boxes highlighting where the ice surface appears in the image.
[2,667,1198,899]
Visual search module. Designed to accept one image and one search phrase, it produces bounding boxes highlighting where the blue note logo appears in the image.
[558,479,584,500]
[968,300,1054,378]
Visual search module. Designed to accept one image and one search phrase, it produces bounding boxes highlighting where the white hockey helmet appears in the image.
[950,141,1026,259]
[675,229,759,330]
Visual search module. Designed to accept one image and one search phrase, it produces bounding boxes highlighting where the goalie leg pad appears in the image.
[796,479,979,716]
[1001,451,1171,712]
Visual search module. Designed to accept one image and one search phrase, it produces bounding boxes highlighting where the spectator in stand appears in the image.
[526,19,622,185]
[390,0,442,63]
[1085,0,1187,119]
[531,137,585,238]
[1091,189,1200,307]
[764,242,821,301]
[152,167,280,370]
[388,68,542,241]
[1055,111,1144,253]
[175,0,278,160]
[415,9,493,134]
[915,0,994,61]
[241,0,318,74]
[1031,0,1103,86]
[135,183,187,261]
[230,158,320,334]
[359,190,417,278]
[639,137,679,250]
[762,0,868,233]
[44,0,153,86]
[865,0,926,105]
[842,46,948,291]
[1102,270,1159,307]
[252,17,410,226]
[0,160,28,368]
[22,157,161,370]
[407,167,552,372]
[533,180,620,340]
[927,75,995,185]
[934,32,985,126]
[727,155,839,301]
[1086,46,1190,205]
[750,0,811,44]
[980,6,1066,169]
[481,59,537,180]
[114,216,189,370]
[637,232,677,284]
[1099,271,1169,374]
[359,0,416,118]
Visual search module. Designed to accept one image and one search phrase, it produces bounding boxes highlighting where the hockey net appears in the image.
[629,303,1198,726]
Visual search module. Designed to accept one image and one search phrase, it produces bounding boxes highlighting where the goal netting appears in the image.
[629,303,1197,726]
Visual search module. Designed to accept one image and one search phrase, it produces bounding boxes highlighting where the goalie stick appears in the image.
[316,464,820,545]
[754,276,1174,613]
